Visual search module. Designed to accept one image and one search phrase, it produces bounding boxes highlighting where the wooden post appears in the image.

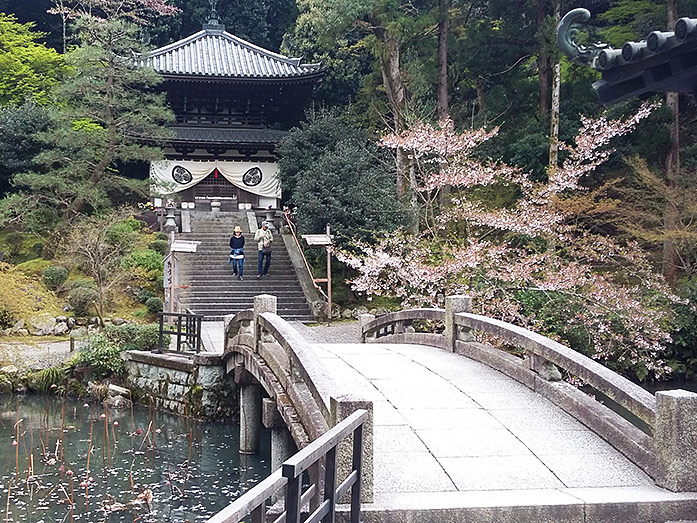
[326,224,332,325]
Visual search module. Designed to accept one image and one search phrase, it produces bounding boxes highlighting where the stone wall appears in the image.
[123,351,237,418]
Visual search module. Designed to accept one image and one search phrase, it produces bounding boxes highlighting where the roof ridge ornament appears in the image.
[208,0,218,24]
[557,8,607,66]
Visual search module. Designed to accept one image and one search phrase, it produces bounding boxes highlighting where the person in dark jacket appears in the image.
[229,225,245,280]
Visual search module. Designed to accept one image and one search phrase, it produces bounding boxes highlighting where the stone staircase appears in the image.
[176,212,314,322]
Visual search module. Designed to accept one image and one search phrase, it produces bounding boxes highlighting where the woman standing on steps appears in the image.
[229,225,245,280]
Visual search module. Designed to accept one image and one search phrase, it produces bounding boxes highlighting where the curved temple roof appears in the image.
[557,8,697,105]
[146,22,322,80]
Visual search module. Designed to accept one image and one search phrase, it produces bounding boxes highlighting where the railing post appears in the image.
[155,313,164,353]
[358,314,375,343]
[323,446,337,523]
[526,353,562,381]
[330,395,373,503]
[253,294,277,353]
[654,389,697,491]
[445,295,471,352]
[350,423,363,523]
[283,470,302,523]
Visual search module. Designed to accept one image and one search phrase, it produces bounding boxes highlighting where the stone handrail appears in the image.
[224,295,374,502]
[359,295,697,491]
[455,312,656,426]
[360,309,447,348]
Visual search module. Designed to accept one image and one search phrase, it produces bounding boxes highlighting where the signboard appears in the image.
[163,253,173,289]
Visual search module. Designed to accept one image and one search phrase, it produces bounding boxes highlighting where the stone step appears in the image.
[181,289,306,296]
[178,216,314,320]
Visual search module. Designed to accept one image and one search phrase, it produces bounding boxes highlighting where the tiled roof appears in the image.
[146,23,322,79]
[170,127,289,144]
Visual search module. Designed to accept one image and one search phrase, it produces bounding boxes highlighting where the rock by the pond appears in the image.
[352,306,369,319]
[108,384,130,397]
[1,365,19,374]
[0,377,12,394]
[13,383,27,394]
[11,319,25,333]
[112,318,125,326]
[53,322,69,336]
[106,394,131,409]
[30,313,56,336]
[341,308,353,319]
[56,316,68,323]
[67,317,76,329]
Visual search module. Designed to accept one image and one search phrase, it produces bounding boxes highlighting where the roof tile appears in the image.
[147,24,321,79]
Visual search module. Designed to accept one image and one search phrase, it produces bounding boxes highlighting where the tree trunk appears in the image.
[437,0,450,208]
[548,0,561,170]
[475,78,485,119]
[437,0,449,121]
[537,0,552,118]
[375,26,408,197]
[664,0,680,283]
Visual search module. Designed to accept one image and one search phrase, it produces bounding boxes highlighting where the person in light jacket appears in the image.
[254,221,273,278]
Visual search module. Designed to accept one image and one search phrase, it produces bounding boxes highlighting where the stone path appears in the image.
[0,340,73,370]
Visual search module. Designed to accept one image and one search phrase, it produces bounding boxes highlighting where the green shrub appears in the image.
[0,309,14,329]
[121,249,163,278]
[134,287,157,304]
[70,279,96,290]
[147,239,168,255]
[155,232,168,241]
[78,324,162,377]
[68,287,98,316]
[31,242,44,257]
[5,232,23,256]
[77,334,125,376]
[101,323,162,351]
[105,220,140,251]
[42,266,69,290]
[145,296,163,313]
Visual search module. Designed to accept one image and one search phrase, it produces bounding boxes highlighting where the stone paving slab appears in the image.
[439,455,565,490]
[373,451,456,493]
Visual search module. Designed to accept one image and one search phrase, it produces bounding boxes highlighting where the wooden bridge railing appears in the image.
[154,309,203,353]
[360,295,697,492]
[207,409,368,523]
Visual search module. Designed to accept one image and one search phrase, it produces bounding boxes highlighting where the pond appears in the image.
[0,395,270,522]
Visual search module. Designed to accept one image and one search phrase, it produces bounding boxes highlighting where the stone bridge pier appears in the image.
[223,294,374,504]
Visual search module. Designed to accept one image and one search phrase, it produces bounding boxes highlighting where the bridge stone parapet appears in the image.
[360,294,697,493]
[225,294,374,503]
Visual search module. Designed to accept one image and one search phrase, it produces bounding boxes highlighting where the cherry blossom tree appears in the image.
[338,102,681,381]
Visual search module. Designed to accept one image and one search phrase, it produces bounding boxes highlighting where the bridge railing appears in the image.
[360,295,697,492]
[207,409,367,523]
[224,294,374,504]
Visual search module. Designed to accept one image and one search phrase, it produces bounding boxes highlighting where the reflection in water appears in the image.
[0,395,269,522]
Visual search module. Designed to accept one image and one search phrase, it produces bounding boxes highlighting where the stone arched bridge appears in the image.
[211,293,697,522]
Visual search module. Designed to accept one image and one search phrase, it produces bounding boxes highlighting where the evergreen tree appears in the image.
[0,16,173,232]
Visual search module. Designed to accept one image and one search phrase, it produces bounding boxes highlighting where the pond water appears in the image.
[0,395,270,522]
